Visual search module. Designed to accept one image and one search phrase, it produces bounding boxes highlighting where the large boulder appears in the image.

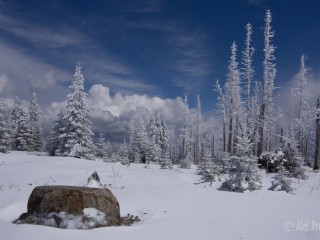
[27,185,120,218]
[15,185,121,228]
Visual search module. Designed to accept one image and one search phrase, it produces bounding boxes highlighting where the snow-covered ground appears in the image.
[0,151,320,240]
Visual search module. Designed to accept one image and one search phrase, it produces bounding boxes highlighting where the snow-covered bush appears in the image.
[198,156,222,184]
[219,155,262,192]
[258,144,306,179]
[160,151,172,169]
[258,150,284,173]
[180,151,192,169]
[268,166,293,193]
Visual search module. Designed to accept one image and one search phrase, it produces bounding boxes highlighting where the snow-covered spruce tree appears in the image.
[314,96,320,170]
[241,23,255,133]
[15,107,30,151]
[225,41,241,154]
[250,81,263,156]
[258,134,306,179]
[295,54,312,161]
[258,9,277,156]
[130,120,148,163]
[215,80,227,153]
[11,96,23,147]
[179,96,193,164]
[60,63,94,159]
[198,154,222,184]
[148,110,170,167]
[11,96,30,151]
[0,98,11,153]
[118,139,130,165]
[160,150,172,169]
[268,164,293,193]
[194,95,202,164]
[28,93,43,151]
[219,132,261,192]
[180,149,192,169]
[95,132,108,160]
[47,112,65,156]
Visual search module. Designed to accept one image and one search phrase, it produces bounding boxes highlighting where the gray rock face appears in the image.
[27,186,120,219]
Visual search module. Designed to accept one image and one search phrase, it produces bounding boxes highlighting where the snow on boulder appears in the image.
[14,185,121,228]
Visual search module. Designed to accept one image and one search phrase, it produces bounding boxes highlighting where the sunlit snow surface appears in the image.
[1,151,320,240]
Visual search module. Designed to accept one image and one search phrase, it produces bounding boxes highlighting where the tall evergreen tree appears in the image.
[15,108,30,151]
[225,41,241,154]
[215,80,227,153]
[95,132,108,159]
[59,63,94,159]
[242,23,255,133]
[194,95,202,164]
[296,54,311,159]
[258,9,277,155]
[11,96,30,151]
[0,98,11,153]
[29,93,43,151]
[47,112,65,156]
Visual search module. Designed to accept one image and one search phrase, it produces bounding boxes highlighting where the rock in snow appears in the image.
[14,185,121,228]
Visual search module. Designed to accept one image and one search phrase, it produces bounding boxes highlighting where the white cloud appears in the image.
[46,84,186,141]
[0,41,70,104]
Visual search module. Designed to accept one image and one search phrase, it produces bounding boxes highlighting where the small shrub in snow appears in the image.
[160,151,172,169]
[268,166,293,193]
[219,155,262,192]
[198,156,222,184]
[258,144,306,179]
[180,151,192,169]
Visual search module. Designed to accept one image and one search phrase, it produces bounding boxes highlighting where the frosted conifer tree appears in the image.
[180,96,190,159]
[225,41,241,154]
[258,9,277,155]
[130,120,148,163]
[61,63,94,159]
[11,96,23,141]
[241,23,254,132]
[15,108,30,151]
[96,132,108,159]
[194,95,202,164]
[28,93,43,151]
[180,149,192,169]
[215,80,227,153]
[47,112,65,156]
[0,98,11,153]
[296,54,311,160]
[11,96,30,151]
[118,139,129,165]
[219,132,261,192]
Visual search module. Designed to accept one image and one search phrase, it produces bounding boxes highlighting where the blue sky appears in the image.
[0,0,319,140]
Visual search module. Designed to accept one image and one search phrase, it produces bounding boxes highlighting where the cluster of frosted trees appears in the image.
[0,93,43,153]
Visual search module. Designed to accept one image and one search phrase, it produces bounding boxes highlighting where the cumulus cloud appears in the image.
[45,84,186,142]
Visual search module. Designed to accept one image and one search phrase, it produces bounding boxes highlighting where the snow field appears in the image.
[0,151,320,240]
